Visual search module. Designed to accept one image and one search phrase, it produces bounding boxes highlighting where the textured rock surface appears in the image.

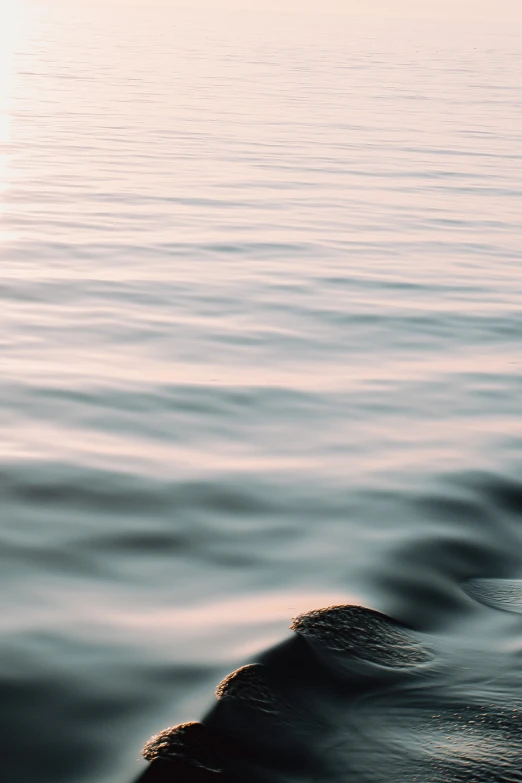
[291,604,431,668]
[140,596,522,783]
[142,721,224,772]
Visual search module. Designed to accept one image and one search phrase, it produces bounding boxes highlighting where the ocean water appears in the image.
[1,2,522,781]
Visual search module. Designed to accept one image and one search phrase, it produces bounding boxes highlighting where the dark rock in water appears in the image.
[215,664,286,715]
[136,757,226,782]
[142,721,225,771]
[137,600,522,783]
[291,604,432,670]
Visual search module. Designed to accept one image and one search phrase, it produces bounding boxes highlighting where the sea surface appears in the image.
[1,2,522,781]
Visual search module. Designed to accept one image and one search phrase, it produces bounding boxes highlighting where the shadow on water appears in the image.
[134,472,522,783]
[3,469,522,783]
[2,5,522,783]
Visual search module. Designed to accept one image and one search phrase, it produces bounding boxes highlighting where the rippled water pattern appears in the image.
[1,3,522,781]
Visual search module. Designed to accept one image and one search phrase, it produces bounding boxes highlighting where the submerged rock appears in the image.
[137,597,522,782]
[291,604,431,670]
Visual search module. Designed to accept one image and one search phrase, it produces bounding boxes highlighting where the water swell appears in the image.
[2,5,522,782]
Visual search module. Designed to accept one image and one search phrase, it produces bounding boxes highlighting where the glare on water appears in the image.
[1,2,522,783]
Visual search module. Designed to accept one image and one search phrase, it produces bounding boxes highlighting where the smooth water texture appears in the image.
[1,3,522,781]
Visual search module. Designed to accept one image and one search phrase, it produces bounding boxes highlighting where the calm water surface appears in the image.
[1,2,522,781]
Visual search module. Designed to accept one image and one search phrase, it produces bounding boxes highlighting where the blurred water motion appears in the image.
[1,3,522,781]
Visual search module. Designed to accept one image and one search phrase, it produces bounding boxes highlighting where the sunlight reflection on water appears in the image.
[1,3,522,782]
